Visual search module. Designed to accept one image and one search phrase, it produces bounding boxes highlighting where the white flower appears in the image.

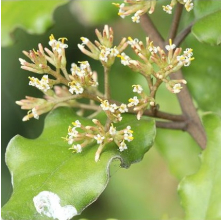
[109,125,116,136]
[163,5,173,14]
[53,41,68,54]
[73,144,82,153]
[119,3,126,18]
[67,136,74,145]
[183,48,193,57]
[115,114,122,122]
[177,48,194,66]
[99,47,111,63]
[68,127,78,138]
[184,0,194,11]
[110,47,119,57]
[131,10,142,23]
[69,82,84,94]
[128,96,139,107]
[132,85,143,94]
[94,134,105,144]
[32,108,39,119]
[123,126,134,142]
[172,83,182,93]
[119,141,128,152]
[100,100,110,111]
[109,103,118,113]
[119,104,128,113]
[81,37,89,45]
[127,38,139,46]
[29,75,50,92]
[148,45,158,54]
[119,52,131,66]
[165,42,176,51]
[72,120,81,128]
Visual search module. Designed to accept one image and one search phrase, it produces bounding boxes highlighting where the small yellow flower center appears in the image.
[58,37,68,44]
[49,34,55,41]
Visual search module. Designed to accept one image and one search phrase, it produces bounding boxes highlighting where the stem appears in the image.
[145,75,153,93]
[61,67,71,81]
[54,94,83,103]
[156,121,187,130]
[150,79,162,99]
[104,66,111,100]
[140,14,164,48]
[170,70,207,148]
[76,103,100,111]
[142,109,186,122]
[174,22,193,47]
[168,4,183,41]
[49,69,69,85]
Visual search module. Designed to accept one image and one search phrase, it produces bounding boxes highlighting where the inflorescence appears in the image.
[16,1,194,161]
[113,0,193,23]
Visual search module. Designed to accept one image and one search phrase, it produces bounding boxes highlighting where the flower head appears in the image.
[29,75,50,92]
[128,96,139,107]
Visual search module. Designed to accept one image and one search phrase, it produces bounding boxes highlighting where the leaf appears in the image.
[155,129,201,180]
[69,0,119,26]
[192,10,221,45]
[1,107,156,220]
[191,0,221,45]
[193,0,221,19]
[1,0,68,47]
[182,35,221,114]
[178,113,221,220]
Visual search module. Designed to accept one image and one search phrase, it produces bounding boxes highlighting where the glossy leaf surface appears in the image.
[183,35,221,114]
[179,113,221,220]
[1,0,68,46]
[2,107,156,219]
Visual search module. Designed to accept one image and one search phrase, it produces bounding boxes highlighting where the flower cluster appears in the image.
[118,37,193,94]
[68,61,98,95]
[163,0,194,14]
[113,0,193,22]
[64,119,134,162]
[29,75,50,92]
[98,97,128,123]
[113,0,156,22]
[78,25,127,67]
[128,85,155,120]
[16,96,54,121]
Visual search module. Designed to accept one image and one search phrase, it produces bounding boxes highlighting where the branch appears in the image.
[142,109,186,122]
[170,70,207,148]
[156,121,187,130]
[168,4,183,41]
[174,22,193,47]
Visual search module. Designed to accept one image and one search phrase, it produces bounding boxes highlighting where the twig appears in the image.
[142,109,186,122]
[104,66,111,100]
[168,4,183,41]
[156,121,187,130]
[174,22,193,47]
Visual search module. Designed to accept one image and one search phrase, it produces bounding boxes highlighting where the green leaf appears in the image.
[192,10,221,45]
[1,0,68,47]
[178,113,221,220]
[155,129,201,180]
[2,107,156,220]
[182,35,221,114]
[193,0,221,19]
[69,0,119,26]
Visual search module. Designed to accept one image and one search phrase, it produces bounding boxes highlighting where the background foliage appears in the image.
[2,0,221,219]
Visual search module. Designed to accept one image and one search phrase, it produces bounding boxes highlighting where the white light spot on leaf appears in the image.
[33,191,77,220]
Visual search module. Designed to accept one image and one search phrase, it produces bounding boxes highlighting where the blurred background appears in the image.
[2,1,203,219]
